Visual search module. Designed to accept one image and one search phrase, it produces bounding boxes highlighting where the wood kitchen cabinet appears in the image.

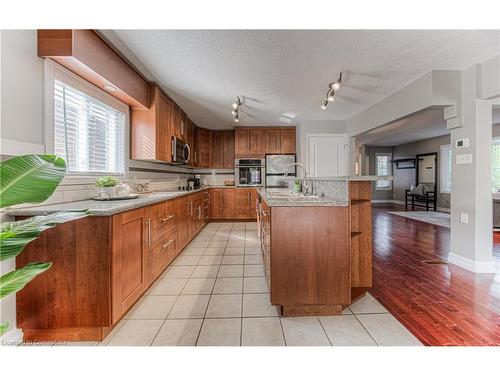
[235,127,296,157]
[280,128,296,153]
[170,103,186,142]
[131,86,173,162]
[210,131,225,168]
[187,119,197,167]
[176,195,191,250]
[111,208,148,322]
[235,128,251,157]
[249,129,267,157]
[203,190,210,223]
[223,130,235,168]
[210,188,224,219]
[196,127,211,168]
[221,188,256,219]
[266,129,281,154]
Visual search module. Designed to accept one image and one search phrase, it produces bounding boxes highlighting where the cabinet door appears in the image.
[176,196,190,250]
[179,111,187,141]
[223,130,235,168]
[235,128,251,157]
[210,131,225,168]
[250,129,267,157]
[158,94,172,162]
[197,128,211,168]
[233,188,252,219]
[112,208,147,322]
[250,188,259,219]
[149,233,176,283]
[266,129,281,154]
[222,189,236,219]
[170,103,181,140]
[210,188,224,219]
[188,120,197,167]
[280,128,296,153]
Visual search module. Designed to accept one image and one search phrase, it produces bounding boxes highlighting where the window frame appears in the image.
[44,60,130,185]
[375,152,393,191]
[440,144,452,194]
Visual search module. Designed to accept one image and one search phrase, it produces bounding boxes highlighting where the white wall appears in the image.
[296,119,347,174]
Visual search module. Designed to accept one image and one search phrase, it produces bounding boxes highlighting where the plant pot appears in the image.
[97,186,117,199]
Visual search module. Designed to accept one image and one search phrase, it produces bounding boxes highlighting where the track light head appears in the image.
[321,100,328,110]
[327,89,335,102]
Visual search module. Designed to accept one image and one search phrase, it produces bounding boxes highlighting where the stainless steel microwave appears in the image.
[171,136,191,164]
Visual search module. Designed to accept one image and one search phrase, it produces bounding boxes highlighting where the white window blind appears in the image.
[54,79,126,175]
[375,153,392,190]
[440,144,452,193]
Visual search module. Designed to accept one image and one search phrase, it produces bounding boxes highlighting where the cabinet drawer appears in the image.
[149,213,176,247]
[149,233,177,282]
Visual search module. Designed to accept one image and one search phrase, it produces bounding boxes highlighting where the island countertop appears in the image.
[257,187,349,207]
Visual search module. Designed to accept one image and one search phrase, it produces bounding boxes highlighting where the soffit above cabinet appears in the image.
[38,29,151,109]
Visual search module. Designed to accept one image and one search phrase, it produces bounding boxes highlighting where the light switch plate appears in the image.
[460,213,469,224]
[456,154,472,164]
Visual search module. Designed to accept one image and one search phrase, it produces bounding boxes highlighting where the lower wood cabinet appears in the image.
[15,187,258,342]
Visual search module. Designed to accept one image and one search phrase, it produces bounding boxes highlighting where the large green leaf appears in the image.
[0,211,89,261]
[0,322,8,336]
[0,262,51,299]
[0,154,66,208]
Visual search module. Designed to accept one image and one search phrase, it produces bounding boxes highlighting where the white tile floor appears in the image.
[70,221,422,346]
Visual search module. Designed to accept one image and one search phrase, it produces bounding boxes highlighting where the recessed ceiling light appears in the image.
[282,112,297,119]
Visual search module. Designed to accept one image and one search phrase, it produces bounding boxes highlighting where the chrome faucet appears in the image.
[283,162,313,195]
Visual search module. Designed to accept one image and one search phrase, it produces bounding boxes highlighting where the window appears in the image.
[375,153,392,190]
[440,144,452,193]
[53,79,126,176]
[493,139,500,191]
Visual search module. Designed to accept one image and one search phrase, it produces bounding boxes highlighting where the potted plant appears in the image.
[0,155,88,336]
[95,176,119,199]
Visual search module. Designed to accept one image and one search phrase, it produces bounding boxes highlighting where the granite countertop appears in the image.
[4,186,226,217]
[257,188,349,207]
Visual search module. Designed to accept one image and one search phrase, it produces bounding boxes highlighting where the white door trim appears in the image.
[305,133,349,177]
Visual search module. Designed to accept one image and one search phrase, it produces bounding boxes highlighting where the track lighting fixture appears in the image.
[321,72,342,110]
[232,96,242,122]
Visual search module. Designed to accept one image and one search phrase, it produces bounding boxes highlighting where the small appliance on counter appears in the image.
[194,174,201,189]
[235,158,265,186]
[265,154,297,188]
[187,177,195,191]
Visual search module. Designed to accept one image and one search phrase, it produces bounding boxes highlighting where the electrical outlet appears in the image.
[456,154,472,164]
[460,213,469,224]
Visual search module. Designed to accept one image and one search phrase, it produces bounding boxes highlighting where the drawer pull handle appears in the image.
[162,239,174,248]
[161,214,174,223]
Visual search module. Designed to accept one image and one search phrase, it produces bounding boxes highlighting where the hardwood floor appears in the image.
[370,204,500,346]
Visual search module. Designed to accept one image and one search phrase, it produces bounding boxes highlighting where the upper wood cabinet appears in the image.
[170,104,187,142]
[280,128,296,153]
[131,86,172,162]
[235,128,251,157]
[187,119,197,167]
[196,127,211,168]
[210,131,225,168]
[249,129,267,157]
[38,30,150,109]
[223,130,235,168]
[235,127,296,157]
[266,129,281,154]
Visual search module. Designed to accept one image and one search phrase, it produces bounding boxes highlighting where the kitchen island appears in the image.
[257,177,377,316]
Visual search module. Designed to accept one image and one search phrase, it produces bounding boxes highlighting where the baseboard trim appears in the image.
[0,328,23,346]
[371,199,451,213]
[448,252,496,274]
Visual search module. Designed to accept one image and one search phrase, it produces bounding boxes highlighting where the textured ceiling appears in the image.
[102,30,500,130]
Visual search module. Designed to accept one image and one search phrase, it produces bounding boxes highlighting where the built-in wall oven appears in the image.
[235,159,265,186]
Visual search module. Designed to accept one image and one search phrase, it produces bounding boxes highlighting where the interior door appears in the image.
[307,134,348,177]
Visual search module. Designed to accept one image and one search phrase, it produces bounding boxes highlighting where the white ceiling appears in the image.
[101,30,500,130]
